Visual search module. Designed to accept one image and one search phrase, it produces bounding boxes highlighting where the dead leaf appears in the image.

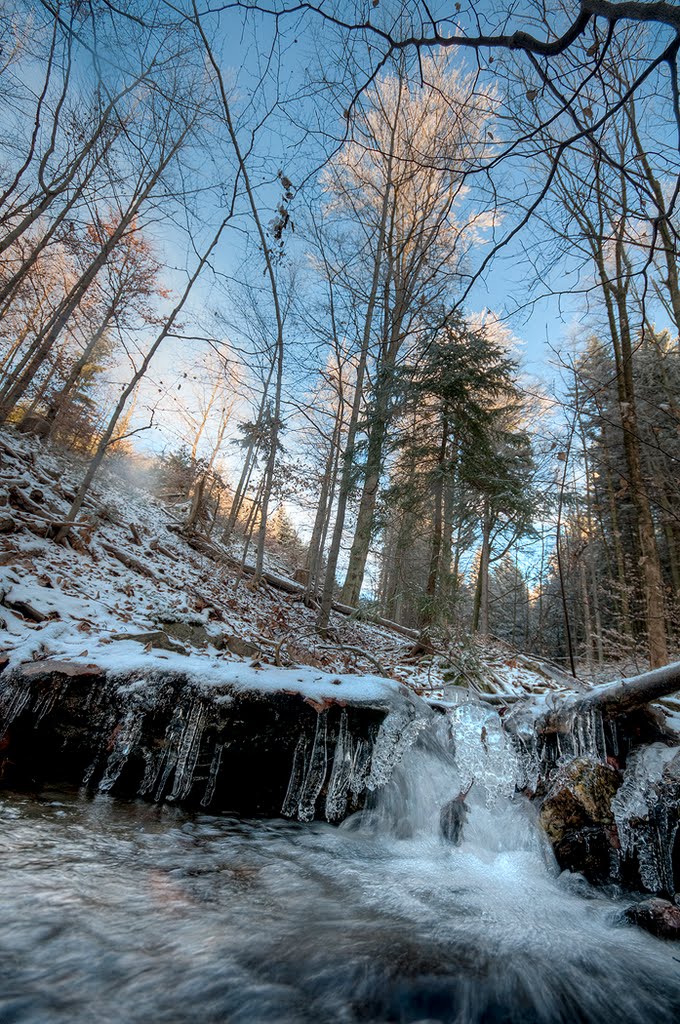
[304,696,347,712]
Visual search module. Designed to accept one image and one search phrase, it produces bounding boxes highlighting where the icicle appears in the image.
[367,707,427,792]
[153,706,188,800]
[281,734,308,818]
[612,744,680,893]
[0,679,31,739]
[168,701,206,802]
[325,712,352,822]
[200,742,225,808]
[34,687,60,722]
[447,703,522,805]
[98,707,145,793]
[349,736,373,800]
[297,712,329,822]
[138,747,161,797]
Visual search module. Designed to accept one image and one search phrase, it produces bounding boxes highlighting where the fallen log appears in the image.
[2,597,53,623]
[178,529,420,638]
[512,653,590,692]
[0,514,17,533]
[328,598,420,640]
[315,644,387,677]
[8,485,52,517]
[535,660,680,735]
[100,541,157,580]
[582,660,680,716]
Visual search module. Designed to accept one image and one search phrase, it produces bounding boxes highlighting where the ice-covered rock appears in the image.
[612,743,680,894]
[537,756,622,883]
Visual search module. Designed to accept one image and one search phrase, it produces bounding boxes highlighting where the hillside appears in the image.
[0,429,567,705]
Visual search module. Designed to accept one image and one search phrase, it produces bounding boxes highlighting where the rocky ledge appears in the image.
[0,657,429,821]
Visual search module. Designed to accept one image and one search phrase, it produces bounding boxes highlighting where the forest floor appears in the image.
[0,428,584,705]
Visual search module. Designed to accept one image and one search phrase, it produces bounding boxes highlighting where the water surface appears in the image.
[0,771,678,1023]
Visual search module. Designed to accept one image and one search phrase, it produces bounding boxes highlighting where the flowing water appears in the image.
[0,704,679,1024]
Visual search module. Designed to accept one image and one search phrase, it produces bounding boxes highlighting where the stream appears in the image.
[1,705,679,1023]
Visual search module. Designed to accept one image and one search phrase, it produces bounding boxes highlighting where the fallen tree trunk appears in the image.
[179,530,420,639]
[582,660,680,716]
[535,660,680,738]
[327,598,420,640]
[100,541,157,581]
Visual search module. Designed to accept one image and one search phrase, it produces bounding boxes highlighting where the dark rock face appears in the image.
[536,743,680,895]
[439,795,469,845]
[553,825,620,885]
[0,661,409,821]
[613,746,680,898]
[625,898,680,939]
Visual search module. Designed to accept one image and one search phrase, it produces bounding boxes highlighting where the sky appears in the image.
[32,0,671,541]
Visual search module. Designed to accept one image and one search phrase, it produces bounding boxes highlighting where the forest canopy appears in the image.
[1,0,679,671]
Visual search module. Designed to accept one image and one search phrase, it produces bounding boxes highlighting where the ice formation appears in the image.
[612,743,680,893]
[504,699,610,794]
[447,702,522,804]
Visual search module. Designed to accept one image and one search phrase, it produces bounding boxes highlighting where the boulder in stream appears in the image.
[625,898,680,939]
[539,756,622,842]
[539,756,622,883]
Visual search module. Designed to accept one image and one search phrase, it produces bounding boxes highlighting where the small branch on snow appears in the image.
[316,644,387,677]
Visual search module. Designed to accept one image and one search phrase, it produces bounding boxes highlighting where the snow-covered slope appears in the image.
[0,428,563,703]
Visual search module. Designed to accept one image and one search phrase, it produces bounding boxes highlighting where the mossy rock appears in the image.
[539,756,622,844]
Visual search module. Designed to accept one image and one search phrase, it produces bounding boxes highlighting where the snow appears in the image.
[81,642,412,707]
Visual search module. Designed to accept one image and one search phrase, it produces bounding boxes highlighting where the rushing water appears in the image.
[0,708,679,1024]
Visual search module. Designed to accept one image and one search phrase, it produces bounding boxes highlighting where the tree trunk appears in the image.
[316,93,403,632]
[541,661,680,725]
[472,503,491,635]
[339,409,385,606]
[0,127,189,422]
[420,414,448,631]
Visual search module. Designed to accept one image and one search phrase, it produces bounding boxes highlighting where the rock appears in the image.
[19,660,103,681]
[2,597,54,623]
[113,631,188,654]
[157,621,212,647]
[553,825,619,885]
[439,795,469,844]
[0,659,407,821]
[222,635,260,658]
[625,898,680,939]
[539,757,623,883]
[539,757,622,844]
